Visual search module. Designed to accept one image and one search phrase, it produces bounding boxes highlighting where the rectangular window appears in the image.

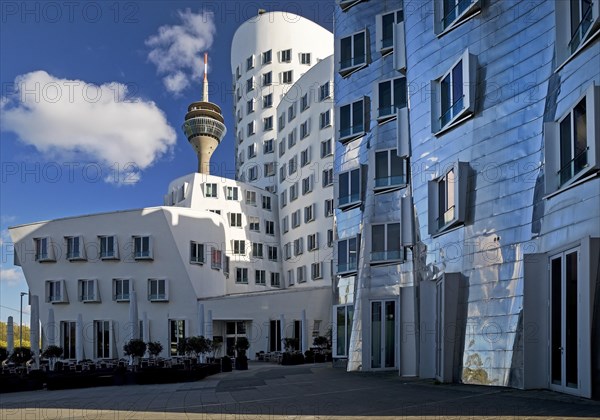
[281,49,292,62]
[559,98,589,186]
[262,49,272,64]
[265,220,275,235]
[378,77,407,120]
[288,103,297,122]
[99,235,118,259]
[339,168,361,209]
[278,113,286,132]
[249,217,260,232]
[268,245,278,261]
[246,55,255,71]
[264,162,275,177]
[338,236,359,274]
[148,279,168,301]
[339,30,367,76]
[248,165,258,181]
[302,176,313,195]
[294,238,304,256]
[377,9,403,51]
[311,262,322,280]
[190,241,205,264]
[292,209,301,228]
[211,248,222,270]
[79,279,99,302]
[46,280,66,303]
[323,168,334,187]
[304,203,315,223]
[320,110,331,128]
[235,65,241,80]
[247,121,256,136]
[308,233,319,251]
[428,162,468,235]
[113,278,130,301]
[247,99,255,115]
[262,71,272,86]
[233,240,246,255]
[300,120,310,138]
[319,82,331,101]
[280,190,287,208]
[246,190,257,205]
[270,272,280,287]
[61,321,76,359]
[327,229,334,247]
[225,186,239,200]
[301,147,311,167]
[205,183,218,198]
[262,195,272,210]
[133,236,152,259]
[66,236,85,260]
[282,216,289,233]
[290,182,299,201]
[321,139,332,157]
[279,163,287,182]
[169,319,185,356]
[434,0,481,34]
[229,213,242,227]
[288,155,298,175]
[284,242,292,260]
[375,149,407,190]
[282,70,293,84]
[288,269,295,286]
[338,98,367,143]
[301,93,309,112]
[246,77,254,93]
[325,199,334,217]
[301,53,311,65]
[252,243,264,259]
[279,139,286,157]
[255,269,266,285]
[288,129,297,148]
[432,50,476,133]
[371,223,402,263]
[94,320,112,359]
[297,266,306,283]
[263,139,274,154]
[263,116,273,131]
[263,94,273,108]
[334,305,354,357]
[34,237,54,261]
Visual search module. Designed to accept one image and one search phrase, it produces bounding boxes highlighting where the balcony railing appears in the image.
[375,175,407,189]
[339,193,360,207]
[371,250,402,262]
[339,124,365,141]
[440,96,465,127]
[338,261,357,274]
[340,55,366,71]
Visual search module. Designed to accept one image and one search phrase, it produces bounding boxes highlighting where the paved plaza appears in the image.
[1,362,599,419]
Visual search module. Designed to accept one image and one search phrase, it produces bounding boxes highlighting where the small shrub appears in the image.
[9,347,32,365]
[147,341,163,358]
[123,339,147,359]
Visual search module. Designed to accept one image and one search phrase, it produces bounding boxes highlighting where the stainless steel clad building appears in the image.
[331,0,599,399]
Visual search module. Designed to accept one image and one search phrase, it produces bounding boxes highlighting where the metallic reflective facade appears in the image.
[334,0,600,396]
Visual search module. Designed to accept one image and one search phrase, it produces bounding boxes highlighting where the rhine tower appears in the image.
[182,53,226,174]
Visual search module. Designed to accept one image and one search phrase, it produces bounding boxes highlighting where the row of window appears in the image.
[236,49,312,79]
[233,268,281,287]
[45,278,169,303]
[286,262,323,285]
[34,235,152,262]
[278,85,331,132]
[203,183,273,209]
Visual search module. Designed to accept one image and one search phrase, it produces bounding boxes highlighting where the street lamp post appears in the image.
[20,291,28,347]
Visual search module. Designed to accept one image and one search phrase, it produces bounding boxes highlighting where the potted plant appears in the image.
[123,338,147,366]
[147,341,163,360]
[41,345,63,371]
[283,337,299,352]
[187,336,210,363]
[9,347,32,367]
[234,337,249,370]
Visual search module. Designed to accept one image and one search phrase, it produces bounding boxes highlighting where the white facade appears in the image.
[231,11,334,191]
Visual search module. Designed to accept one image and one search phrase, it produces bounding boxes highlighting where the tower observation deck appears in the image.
[182,53,227,174]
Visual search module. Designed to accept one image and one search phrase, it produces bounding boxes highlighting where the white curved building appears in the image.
[231,11,334,191]
[9,12,337,363]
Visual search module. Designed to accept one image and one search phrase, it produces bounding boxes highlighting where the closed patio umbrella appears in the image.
[7,316,14,353]
[30,295,40,368]
[76,313,84,362]
[129,290,139,340]
[47,307,56,346]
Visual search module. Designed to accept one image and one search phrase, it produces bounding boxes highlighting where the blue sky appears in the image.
[0,1,334,326]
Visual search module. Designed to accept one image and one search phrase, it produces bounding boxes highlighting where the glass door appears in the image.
[549,248,579,393]
[371,300,396,369]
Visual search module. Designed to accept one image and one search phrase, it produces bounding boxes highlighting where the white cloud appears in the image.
[145,9,216,95]
[0,267,26,287]
[0,71,177,184]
